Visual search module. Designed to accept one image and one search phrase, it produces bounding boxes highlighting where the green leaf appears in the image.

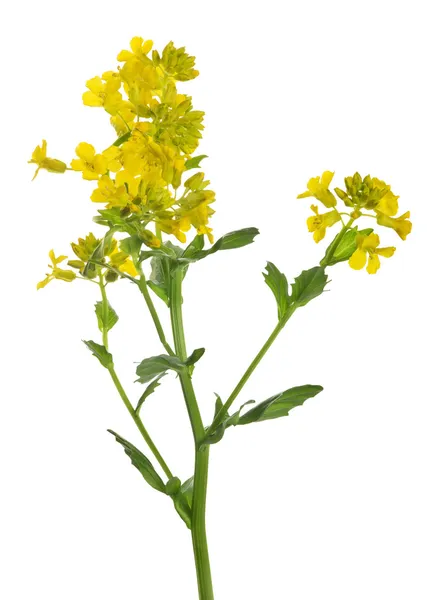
[182,234,205,259]
[291,267,328,307]
[120,235,143,266]
[203,398,255,446]
[322,226,374,266]
[147,254,171,306]
[136,354,184,384]
[263,262,290,320]
[83,340,113,369]
[95,301,119,333]
[135,373,166,414]
[135,350,204,384]
[184,155,208,170]
[238,385,323,425]
[107,430,166,493]
[186,347,205,366]
[181,227,259,263]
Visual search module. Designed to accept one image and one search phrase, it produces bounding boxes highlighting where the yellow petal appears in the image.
[367,253,380,274]
[70,158,84,172]
[37,275,51,290]
[361,232,380,250]
[376,246,396,258]
[320,171,334,187]
[117,49,134,61]
[349,248,367,270]
[82,91,103,107]
[75,142,95,162]
[130,36,143,54]
[86,76,104,93]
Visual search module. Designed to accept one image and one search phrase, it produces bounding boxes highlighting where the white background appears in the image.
[1,1,426,598]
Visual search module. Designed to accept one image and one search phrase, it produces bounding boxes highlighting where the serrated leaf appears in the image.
[95,301,119,333]
[180,228,259,263]
[185,155,208,170]
[107,430,166,493]
[136,354,184,384]
[238,385,323,425]
[83,340,113,368]
[135,373,166,414]
[263,262,290,320]
[291,267,327,307]
[321,227,374,267]
[135,350,204,384]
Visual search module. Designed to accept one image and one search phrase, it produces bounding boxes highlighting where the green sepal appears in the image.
[83,227,118,278]
[291,267,328,307]
[83,340,113,369]
[107,430,166,493]
[263,262,290,320]
[95,301,118,333]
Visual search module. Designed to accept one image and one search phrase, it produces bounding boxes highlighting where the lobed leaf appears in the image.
[95,301,119,333]
[291,267,328,307]
[83,340,113,369]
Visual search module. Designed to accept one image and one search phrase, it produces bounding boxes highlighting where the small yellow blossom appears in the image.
[91,175,130,207]
[82,72,123,113]
[297,171,337,208]
[349,233,395,274]
[117,36,154,62]
[109,248,138,277]
[28,140,66,180]
[71,143,108,180]
[307,205,340,243]
[102,146,122,172]
[376,211,412,240]
[37,250,76,289]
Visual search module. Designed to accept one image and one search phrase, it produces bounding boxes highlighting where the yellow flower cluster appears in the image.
[31,37,215,289]
[298,171,412,274]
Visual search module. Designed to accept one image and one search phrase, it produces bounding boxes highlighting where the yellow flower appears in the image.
[156,216,191,243]
[117,37,153,62]
[102,146,122,172]
[37,250,76,289]
[82,72,123,114]
[109,248,138,277]
[307,205,340,243]
[297,171,337,208]
[349,233,395,274]
[71,143,107,180]
[28,140,66,180]
[376,211,412,240]
[91,175,130,206]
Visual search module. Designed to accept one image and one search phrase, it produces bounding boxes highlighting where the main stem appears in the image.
[170,267,214,600]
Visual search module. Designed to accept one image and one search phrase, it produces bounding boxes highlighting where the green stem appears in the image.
[107,364,173,480]
[98,270,173,480]
[170,266,214,600]
[208,307,296,435]
[138,272,174,356]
